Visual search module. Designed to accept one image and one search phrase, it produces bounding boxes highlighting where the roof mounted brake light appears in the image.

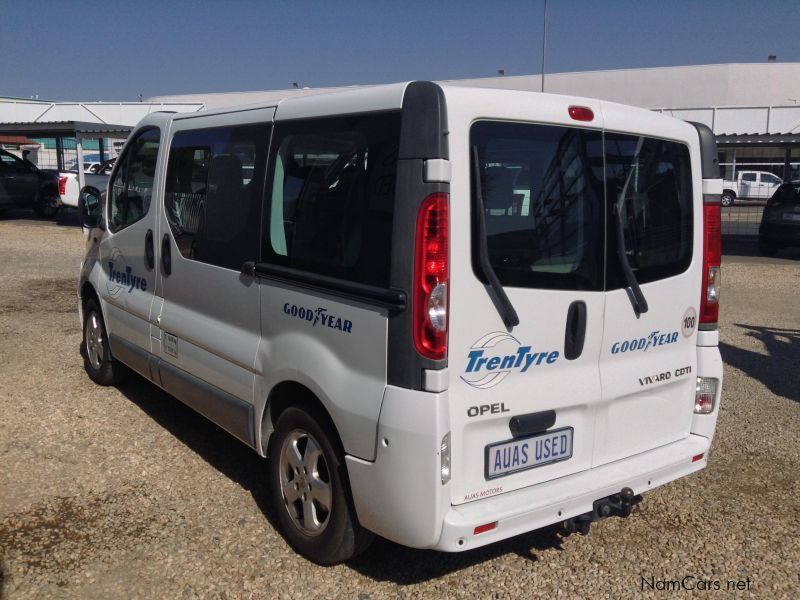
[568,106,594,122]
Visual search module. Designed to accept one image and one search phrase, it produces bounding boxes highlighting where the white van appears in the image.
[77,82,724,564]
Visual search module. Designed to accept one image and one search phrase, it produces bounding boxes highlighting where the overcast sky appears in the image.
[2,0,799,102]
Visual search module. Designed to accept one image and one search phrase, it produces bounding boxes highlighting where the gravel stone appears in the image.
[0,212,798,598]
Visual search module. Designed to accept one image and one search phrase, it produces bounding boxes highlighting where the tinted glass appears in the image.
[0,151,25,172]
[471,121,694,291]
[742,173,757,182]
[164,124,269,271]
[772,183,800,204]
[109,128,160,232]
[471,121,606,291]
[264,112,401,288]
[604,133,693,287]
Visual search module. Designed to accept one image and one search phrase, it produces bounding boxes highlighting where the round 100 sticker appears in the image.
[682,307,698,337]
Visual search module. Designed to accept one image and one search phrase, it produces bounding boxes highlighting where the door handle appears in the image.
[564,300,587,361]
[145,229,154,269]
[161,233,172,276]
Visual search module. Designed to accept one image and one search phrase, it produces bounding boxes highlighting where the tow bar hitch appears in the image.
[563,487,639,536]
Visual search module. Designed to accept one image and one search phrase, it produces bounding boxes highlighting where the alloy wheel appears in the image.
[279,430,333,535]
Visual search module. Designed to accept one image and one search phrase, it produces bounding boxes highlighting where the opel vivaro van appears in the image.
[77,82,724,564]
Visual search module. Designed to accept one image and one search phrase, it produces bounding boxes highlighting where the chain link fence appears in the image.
[722,201,765,237]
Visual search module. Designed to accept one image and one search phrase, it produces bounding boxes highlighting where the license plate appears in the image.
[485,427,574,479]
[782,212,800,222]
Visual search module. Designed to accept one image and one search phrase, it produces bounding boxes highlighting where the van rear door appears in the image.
[448,111,608,504]
[593,106,701,467]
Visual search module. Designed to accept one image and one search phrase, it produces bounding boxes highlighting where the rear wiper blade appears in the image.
[613,199,648,317]
[613,138,649,317]
[472,146,520,329]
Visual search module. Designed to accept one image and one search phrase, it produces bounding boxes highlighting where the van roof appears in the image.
[161,81,694,140]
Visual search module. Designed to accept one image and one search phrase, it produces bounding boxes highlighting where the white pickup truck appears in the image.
[58,159,114,207]
[721,170,783,206]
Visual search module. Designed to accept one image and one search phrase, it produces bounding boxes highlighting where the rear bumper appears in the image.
[432,433,710,552]
[346,347,722,552]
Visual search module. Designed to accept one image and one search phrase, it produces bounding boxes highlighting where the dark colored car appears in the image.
[759,182,800,256]
[0,149,60,217]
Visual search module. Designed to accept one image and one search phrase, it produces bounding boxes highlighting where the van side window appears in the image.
[108,128,160,232]
[163,124,269,271]
[264,113,401,288]
[604,134,693,286]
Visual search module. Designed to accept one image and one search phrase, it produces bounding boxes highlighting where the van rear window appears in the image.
[471,121,692,292]
[604,133,693,287]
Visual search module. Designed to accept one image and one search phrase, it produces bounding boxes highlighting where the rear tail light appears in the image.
[413,193,449,360]
[58,176,67,197]
[695,377,718,414]
[700,194,721,326]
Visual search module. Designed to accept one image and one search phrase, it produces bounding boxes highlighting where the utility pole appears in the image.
[541,0,548,92]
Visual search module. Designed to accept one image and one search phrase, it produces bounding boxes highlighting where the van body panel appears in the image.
[442,88,607,504]
[153,111,274,419]
[274,82,406,121]
[594,101,703,467]
[440,87,709,505]
[345,385,450,548]
[432,433,710,552]
[255,284,390,460]
[93,113,172,365]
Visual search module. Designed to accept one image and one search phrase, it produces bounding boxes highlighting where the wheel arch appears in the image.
[79,281,97,324]
[38,182,59,197]
[257,380,346,459]
[81,278,102,308]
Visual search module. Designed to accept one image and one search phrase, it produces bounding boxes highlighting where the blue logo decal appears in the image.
[106,248,147,297]
[611,330,679,354]
[283,303,353,334]
[461,332,559,389]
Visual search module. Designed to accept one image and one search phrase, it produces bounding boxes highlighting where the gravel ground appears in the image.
[1,211,798,599]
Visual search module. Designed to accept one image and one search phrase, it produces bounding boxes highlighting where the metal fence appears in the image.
[722,201,764,237]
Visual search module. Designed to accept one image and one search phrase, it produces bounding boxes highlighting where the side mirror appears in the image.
[78,186,104,229]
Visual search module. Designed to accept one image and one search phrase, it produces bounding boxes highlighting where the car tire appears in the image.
[758,239,779,257]
[34,186,60,218]
[720,192,735,207]
[81,298,127,386]
[268,406,373,565]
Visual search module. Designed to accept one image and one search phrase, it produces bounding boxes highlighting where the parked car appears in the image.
[721,170,783,206]
[759,182,800,255]
[0,149,61,217]
[89,157,116,175]
[76,83,723,564]
[59,158,115,207]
